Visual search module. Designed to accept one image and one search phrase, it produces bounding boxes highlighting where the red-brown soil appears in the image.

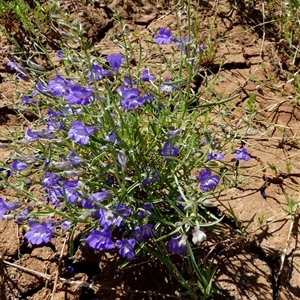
[0,0,300,299]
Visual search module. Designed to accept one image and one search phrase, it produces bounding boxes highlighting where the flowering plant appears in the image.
[2,23,251,298]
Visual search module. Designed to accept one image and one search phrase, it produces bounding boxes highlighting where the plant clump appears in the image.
[1,21,252,298]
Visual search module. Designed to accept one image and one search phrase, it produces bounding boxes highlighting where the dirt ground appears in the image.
[0,0,300,299]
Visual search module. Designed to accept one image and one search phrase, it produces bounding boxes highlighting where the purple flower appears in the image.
[68,121,98,145]
[154,28,175,44]
[46,187,64,207]
[132,224,154,242]
[46,118,65,133]
[168,128,181,140]
[81,190,113,210]
[192,227,207,245]
[81,198,93,209]
[44,159,51,169]
[123,76,136,87]
[86,229,115,251]
[141,177,154,186]
[16,207,33,223]
[63,180,81,204]
[114,203,132,218]
[22,95,37,105]
[142,168,160,186]
[25,179,32,186]
[137,203,153,219]
[15,72,29,80]
[7,61,26,74]
[87,278,94,284]
[177,37,204,56]
[48,74,74,97]
[206,151,224,162]
[66,152,83,166]
[62,220,73,231]
[45,110,58,120]
[119,87,145,111]
[233,146,250,162]
[11,160,28,171]
[90,190,113,203]
[42,172,60,187]
[177,196,185,211]
[25,128,52,144]
[168,235,187,254]
[0,198,21,218]
[25,128,39,144]
[47,109,63,118]
[107,54,123,73]
[87,64,112,81]
[160,141,179,159]
[197,168,219,192]
[115,238,135,260]
[195,43,205,54]
[24,221,55,245]
[99,209,122,229]
[57,50,65,59]
[104,131,119,143]
[176,36,190,55]
[65,85,93,106]
[65,265,75,274]
[36,81,52,95]
[143,93,155,103]
[99,203,132,229]
[160,78,179,92]
[140,69,155,82]
[105,178,114,186]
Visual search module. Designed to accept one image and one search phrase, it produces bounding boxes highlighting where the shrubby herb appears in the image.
[1,24,252,298]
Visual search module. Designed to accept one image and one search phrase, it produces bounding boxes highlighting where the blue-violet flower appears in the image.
[115,238,135,260]
[68,121,98,145]
[86,229,115,251]
[233,146,250,161]
[197,168,219,191]
[107,54,123,73]
[154,28,175,44]
[24,221,55,245]
[0,198,21,218]
[168,235,187,254]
